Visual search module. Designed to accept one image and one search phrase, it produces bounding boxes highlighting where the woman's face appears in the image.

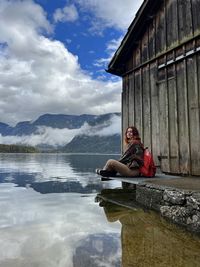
[126,128,133,140]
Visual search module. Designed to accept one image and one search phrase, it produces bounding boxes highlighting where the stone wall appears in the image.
[135,183,200,233]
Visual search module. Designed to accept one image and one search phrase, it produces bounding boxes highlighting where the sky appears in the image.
[0,0,143,126]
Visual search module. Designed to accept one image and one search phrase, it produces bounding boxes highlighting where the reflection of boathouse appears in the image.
[107,0,200,176]
[97,188,200,267]
[103,203,200,267]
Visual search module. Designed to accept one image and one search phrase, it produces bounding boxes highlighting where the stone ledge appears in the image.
[187,193,200,210]
[135,182,200,233]
[136,185,164,211]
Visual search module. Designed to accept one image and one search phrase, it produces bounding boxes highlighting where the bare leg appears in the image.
[104,159,140,177]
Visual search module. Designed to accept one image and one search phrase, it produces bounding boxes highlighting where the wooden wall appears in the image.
[122,0,200,175]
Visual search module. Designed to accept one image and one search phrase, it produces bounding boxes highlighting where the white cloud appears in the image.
[0,0,121,125]
[82,115,121,137]
[94,58,108,68]
[0,0,144,126]
[0,127,79,147]
[75,0,143,32]
[93,36,123,76]
[0,115,121,147]
[106,37,123,54]
[97,115,121,136]
[0,184,121,266]
[53,4,79,23]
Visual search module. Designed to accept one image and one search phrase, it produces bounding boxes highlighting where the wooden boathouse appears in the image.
[107,0,200,176]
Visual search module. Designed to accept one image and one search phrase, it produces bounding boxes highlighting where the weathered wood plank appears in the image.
[196,36,200,48]
[158,78,170,173]
[134,70,143,137]
[175,46,184,58]
[177,0,193,42]
[142,65,151,149]
[155,2,166,54]
[122,77,129,152]
[191,0,200,35]
[198,53,200,174]
[135,43,141,67]
[176,60,190,174]
[166,0,178,48]
[141,31,149,63]
[167,65,179,173]
[150,62,160,166]
[185,40,194,53]
[148,19,156,60]
[128,74,135,127]
[126,56,133,73]
[187,55,200,175]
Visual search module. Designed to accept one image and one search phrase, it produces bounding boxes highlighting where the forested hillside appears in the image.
[0,144,38,153]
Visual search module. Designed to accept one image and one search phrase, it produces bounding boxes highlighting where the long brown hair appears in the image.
[124,126,140,145]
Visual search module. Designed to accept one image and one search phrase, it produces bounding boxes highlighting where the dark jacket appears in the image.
[119,140,144,169]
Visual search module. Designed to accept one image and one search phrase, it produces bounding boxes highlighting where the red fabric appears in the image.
[139,148,156,177]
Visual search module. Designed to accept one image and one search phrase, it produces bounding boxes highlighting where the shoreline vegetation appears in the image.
[0,144,121,154]
[0,144,39,153]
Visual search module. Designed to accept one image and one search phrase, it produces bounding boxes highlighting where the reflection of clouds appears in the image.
[0,184,121,267]
[0,154,88,187]
[0,154,75,177]
[0,154,121,189]
[73,233,121,267]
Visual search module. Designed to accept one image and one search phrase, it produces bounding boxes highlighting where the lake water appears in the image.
[0,153,200,267]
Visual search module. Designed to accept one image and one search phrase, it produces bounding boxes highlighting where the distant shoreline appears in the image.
[0,144,38,153]
[0,150,120,155]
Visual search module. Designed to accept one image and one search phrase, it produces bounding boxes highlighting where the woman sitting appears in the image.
[96,126,144,177]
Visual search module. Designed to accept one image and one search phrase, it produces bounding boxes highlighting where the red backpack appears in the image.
[139,147,156,177]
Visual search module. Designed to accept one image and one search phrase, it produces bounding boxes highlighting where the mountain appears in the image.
[0,113,120,136]
[33,114,96,129]
[63,134,121,154]
[0,122,13,135]
[0,113,121,154]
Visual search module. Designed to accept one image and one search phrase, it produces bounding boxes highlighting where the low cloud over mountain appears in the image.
[0,113,121,153]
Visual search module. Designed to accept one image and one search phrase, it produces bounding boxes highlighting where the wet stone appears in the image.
[187,193,200,211]
[144,183,165,191]
[160,206,190,226]
[187,211,200,232]
[136,185,163,211]
[163,189,186,205]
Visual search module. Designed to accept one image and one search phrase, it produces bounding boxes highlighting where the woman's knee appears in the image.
[106,159,117,167]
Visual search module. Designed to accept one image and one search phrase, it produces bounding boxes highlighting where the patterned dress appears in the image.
[119,140,144,169]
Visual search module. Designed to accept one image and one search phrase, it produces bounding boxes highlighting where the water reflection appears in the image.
[0,153,120,194]
[0,172,104,194]
[0,184,121,267]
[97,189,200,267]
[0,153,119,176]
[0,153,122,267]
[73,233,121,267]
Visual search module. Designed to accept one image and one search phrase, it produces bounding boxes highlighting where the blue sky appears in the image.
[0,0,143,125]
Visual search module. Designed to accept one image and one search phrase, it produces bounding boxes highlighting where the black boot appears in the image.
[96,169,116,177]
